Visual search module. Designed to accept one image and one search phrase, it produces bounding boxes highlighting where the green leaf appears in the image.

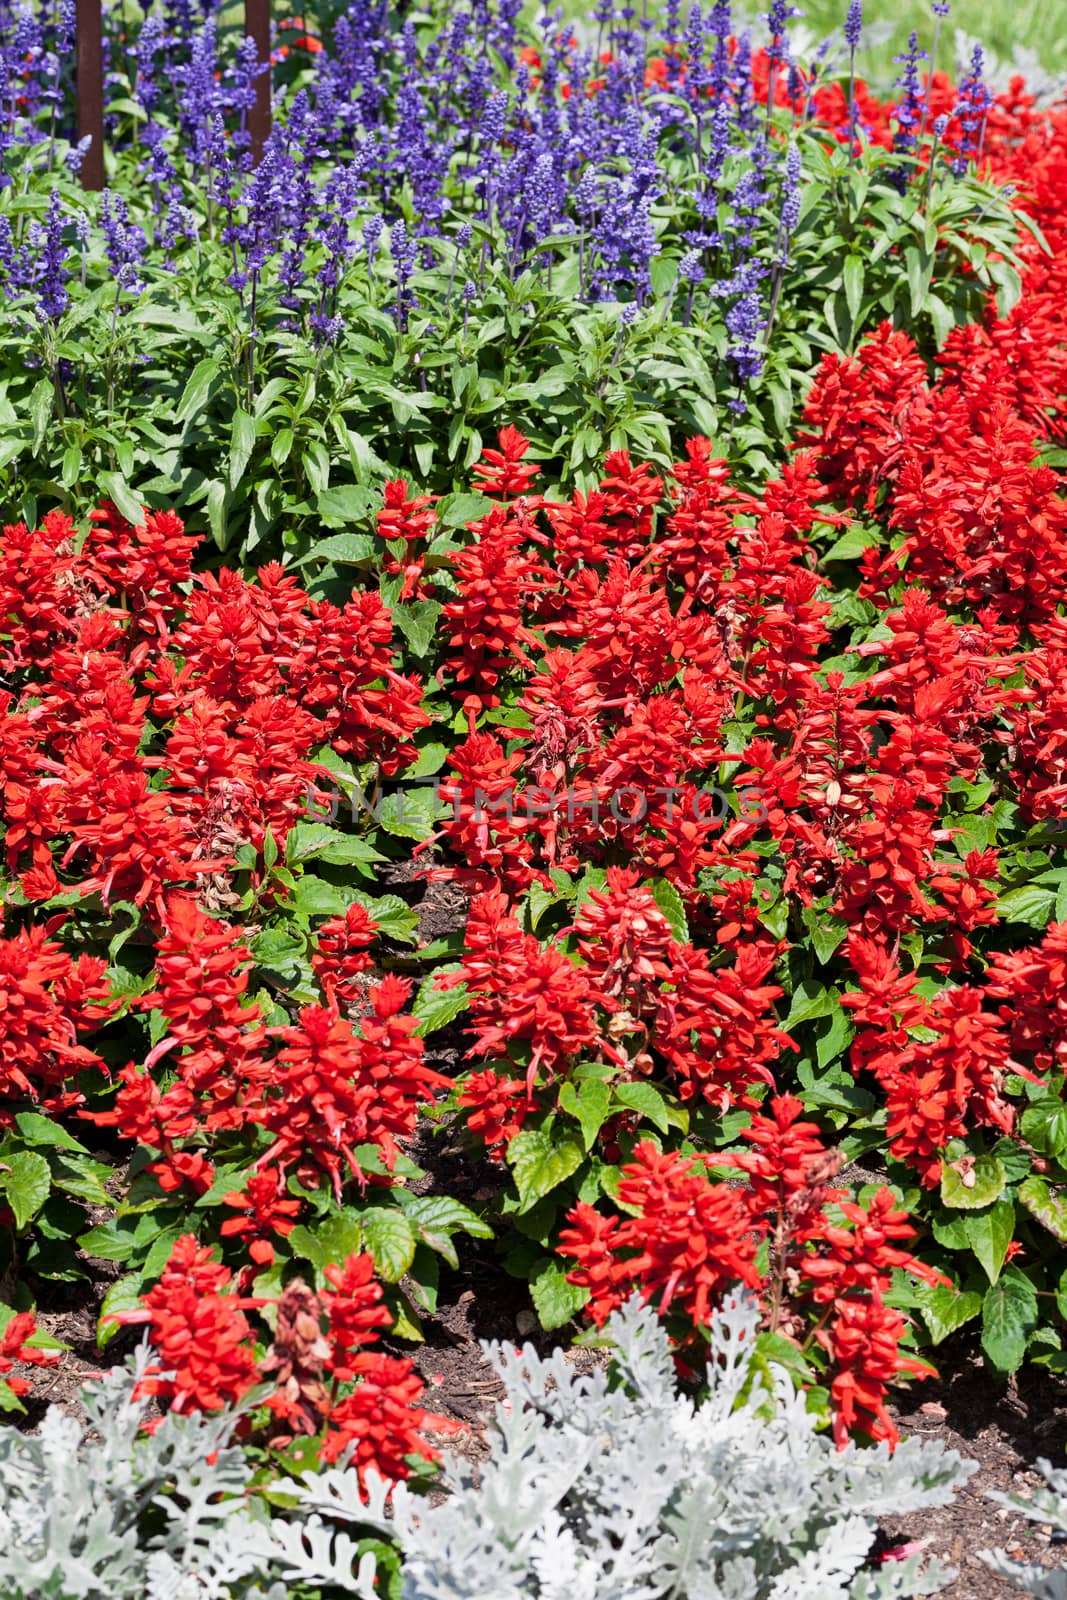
[916,1283,983,1345]
[809,914,849,965]
[286,1224,328,1272]
[13,1113,88,1154]
[361,1207,417,1282]
[314,1209,366,1266]
[271,427,294,468]
[286,875,348,917]
[284,823,384,867]
[77,1219,137,1263]
[98,1274,145,1347]
[784,981,837,1029]
[97,471,144,527]
[559,1078,611,1152]
[1019,1100,1067,1158]
[28,376,52,453]
[981,1267,1039,1374]
[316,485,379,528]
[612,1080,671,1134]
[50,1154,113,1207]
[376,787,440,841]
[529,1258,589,1331]
[439,491,494,527]
[963,1198,1015,1285]
[413,969,469,1035]
[176,357,222,422]
[228,409,256,490]
[0,1151,51,1230]
[940,1153,1007,1210]
[650,878,688,942]
[842,254,864,322]
[997,883,1056,928]
[393,601,442,658]
[142,1225,184,1279]
[301,532,376,567]
[1019,1175,1067,1243]
[402,1195,493,1267]
[205,478,230,550]
[507,1129,584,1213]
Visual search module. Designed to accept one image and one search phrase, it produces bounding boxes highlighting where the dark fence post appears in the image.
[75,0,104,190]
[245,0,272,165]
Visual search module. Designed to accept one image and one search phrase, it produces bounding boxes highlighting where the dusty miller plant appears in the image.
[980,1459,1067,1598]
[0,1341,385,1600]
[276,1291,977,1600]
[0,1298,980,1600]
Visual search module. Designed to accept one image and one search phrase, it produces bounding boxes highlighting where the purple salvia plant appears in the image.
[952,42,991,175]
[889,29,928,191]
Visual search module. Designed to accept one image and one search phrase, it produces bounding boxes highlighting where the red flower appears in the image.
[471,426,540,499]
[820,1297,931,1449]
[0,1310,59,1397]
[560,1141,761,1329]
[108,1235,260,1415]
[310,903,379,1003]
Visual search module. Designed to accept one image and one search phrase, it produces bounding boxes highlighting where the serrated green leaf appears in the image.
[285,822,384,867]
[915,1282,983,1344]
[362,1207,417,1281]
[529,1258,589,1331]
[78,1219,137,1263]
[1019,1100,1067,1158]
[940,1153,1006,1210]
[413,969,470,1035]
[612,1080,670,1134]
[316,485,379,528]
[286,1224,328,1272]
[402,1195,493,1267]
[982,1267,1039,1373]
[439,492,493,528]
[559,1078,611,1152]
[997,884,1056,928]
[784,980,837,1029]
[0,1151,51,1230]
[650,878,688,942]
[376,787,440,841]
[507,1129,584,1212]
[1019,1175,1067,1243]
[963,1198,1015,1285]
[13,1113,88,1154]
[314,1209,366,1266]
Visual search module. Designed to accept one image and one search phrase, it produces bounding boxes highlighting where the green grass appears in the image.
[798,0,1067,82]
[542,0,1067,85]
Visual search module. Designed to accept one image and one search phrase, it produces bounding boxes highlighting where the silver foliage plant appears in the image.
[282,1291,977,1600]
[0,1294,978,1600]
[981,1459,1067,1598]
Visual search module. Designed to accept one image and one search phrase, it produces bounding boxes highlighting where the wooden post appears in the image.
[75,0,104,190]
[245,0,272,165]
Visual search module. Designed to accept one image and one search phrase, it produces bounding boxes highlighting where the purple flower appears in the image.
[724,286,765,405]
[99,190,147,299]
[780,139,801,239]
[390,217,418,328]
[952,43,991,174]
[24,191,69,323]
[889,29,928,188]
[844,0,862,51]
